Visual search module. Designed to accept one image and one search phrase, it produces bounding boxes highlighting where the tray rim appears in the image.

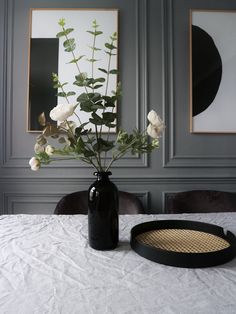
[130,219,236,268]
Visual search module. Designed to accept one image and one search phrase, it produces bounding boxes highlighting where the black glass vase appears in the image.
[88,171,119,250]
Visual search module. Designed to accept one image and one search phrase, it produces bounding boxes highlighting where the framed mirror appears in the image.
[27,8,118,132]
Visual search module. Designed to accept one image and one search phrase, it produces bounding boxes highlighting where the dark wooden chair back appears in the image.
[54,190,145,215]
[166,190,236,214]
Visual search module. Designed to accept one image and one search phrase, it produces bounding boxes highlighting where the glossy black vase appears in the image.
[88,171,119,250]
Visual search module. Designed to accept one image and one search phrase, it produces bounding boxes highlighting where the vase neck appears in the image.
[94,171,112,181]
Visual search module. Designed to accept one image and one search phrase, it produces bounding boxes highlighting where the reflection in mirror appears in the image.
[28,9,118,132]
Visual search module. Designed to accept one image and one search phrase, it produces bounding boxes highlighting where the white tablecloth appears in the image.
[0,213,236,314]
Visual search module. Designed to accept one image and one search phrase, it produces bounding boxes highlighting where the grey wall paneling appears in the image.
[1,0,236,214]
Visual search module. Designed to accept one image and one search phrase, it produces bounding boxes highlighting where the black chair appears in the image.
[54,190,145,215]
[166,190,236,214]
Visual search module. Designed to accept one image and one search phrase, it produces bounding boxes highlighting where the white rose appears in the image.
[147,123,163,139]
[45,145,55,156]
[29,157,40,171]
[147,110,165,129]
[49,103,75,122]
[34,143,44,154]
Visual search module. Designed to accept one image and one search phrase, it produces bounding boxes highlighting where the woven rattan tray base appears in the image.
[130,220,236,268]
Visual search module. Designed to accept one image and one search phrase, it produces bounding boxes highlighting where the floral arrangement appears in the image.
[29,19,164,172]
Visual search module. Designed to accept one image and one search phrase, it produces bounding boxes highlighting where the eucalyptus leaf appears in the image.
[89,84,103,90]
[103,112,116,122]
[67,91,76,96]
[77,93,89,103]
[109,69,118,74]
[68,56,84,63]
[105,43,117,50]
[56,31,66,38]
[56,92,67,97]
[98,68,108,74]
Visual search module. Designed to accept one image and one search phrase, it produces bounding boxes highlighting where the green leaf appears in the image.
[74,73,89,87]
[103,112,116,121]
[105,51,117,56]
[56,92,67,97]
[103,112,116,125]
[86,58,99,63]
[58,18,65,27]
[98,68,108,74]
[92,112,103,121]
[102,96,116,107]
[89,84,103,90]
[74,123,89,137]
[84,150,95,157]
[110,32,117,41]
[106,123,116,128]
[86,30,103,36]
[86,30,95,35]
[76,137,85,154]
[89,112,103,125]
[105,43,117,50]
[75,72,87,81]
[53,83,60,89]
[77,93,89,103]
[67,91,76,96]
[56,31,66,38]
[109,69,119,74]
[94,30,103,36]
[63,38,76,52]
[93,138,114,152]
[94,77,106,83]
[91,102,104,110]
[88,45,101,51]
[91,93,101,102]
[68,56,84,63]
[64,28,74,35]
[80,101,94,112]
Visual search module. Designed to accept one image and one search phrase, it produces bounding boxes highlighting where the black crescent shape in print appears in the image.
[192,25,222,117]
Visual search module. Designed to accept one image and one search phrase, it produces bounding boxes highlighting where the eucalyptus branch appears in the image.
[104,137,138,172]
[29,19,164,174]
[60,25,89,95]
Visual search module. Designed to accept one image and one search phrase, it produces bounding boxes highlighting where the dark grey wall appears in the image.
[1,0,236,214]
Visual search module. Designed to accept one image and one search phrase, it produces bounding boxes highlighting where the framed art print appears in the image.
[190,10,236,133]
[27,8,118,132]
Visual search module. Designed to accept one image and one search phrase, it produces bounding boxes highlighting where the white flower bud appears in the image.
[49,103,75,122]
[29,157,40,171]
[34,143,44,154]
[45,145,55,156]
[147,123,162,139]
[147,110,165,129]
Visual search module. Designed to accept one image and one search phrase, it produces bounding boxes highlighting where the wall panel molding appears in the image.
[2,190,149,214]
[2,175,236,185]
[2,0,148,169]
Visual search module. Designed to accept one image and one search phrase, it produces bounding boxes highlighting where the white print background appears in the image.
[192,11,236,132]
[31,9,118,132]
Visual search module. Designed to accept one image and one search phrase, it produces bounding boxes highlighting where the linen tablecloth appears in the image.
[0,213,236,314]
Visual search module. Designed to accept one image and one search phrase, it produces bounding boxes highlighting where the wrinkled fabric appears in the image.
[0,213,236,314]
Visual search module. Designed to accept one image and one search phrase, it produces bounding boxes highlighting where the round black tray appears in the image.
[130,220,236,268]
